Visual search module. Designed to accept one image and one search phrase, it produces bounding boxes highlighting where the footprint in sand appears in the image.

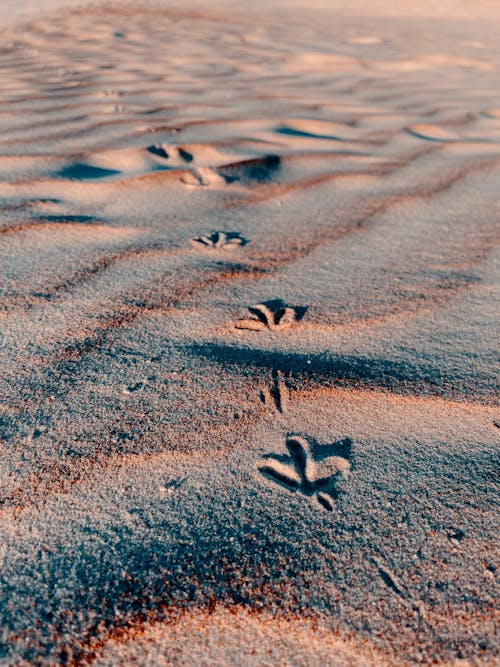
[259,434,352,511]
[147,144,194,163]
[191,231,248,249]
[159,477,186,499]
[259,369,291,415]
[182,156,280,187]
[99,89,124,98]
[234,299,307,331]
[181,167,227,187]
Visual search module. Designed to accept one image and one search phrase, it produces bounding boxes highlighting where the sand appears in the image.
[0,1,498,665]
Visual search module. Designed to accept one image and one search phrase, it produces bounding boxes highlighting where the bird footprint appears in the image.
[259,434,352,511]
[191,230,248,249]
[235,298,307,331]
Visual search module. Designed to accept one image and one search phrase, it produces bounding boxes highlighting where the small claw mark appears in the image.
[317,492,335,511]
[262,369,290,414]
[122,381,145,394]
[161,477,187,498]
[236,299,307,331]
[259,461,301,489]
[373,558,407,599]
[286,435,316,485]
[191,230,248,249]
[248,303,275,327]
[259,434,352,510]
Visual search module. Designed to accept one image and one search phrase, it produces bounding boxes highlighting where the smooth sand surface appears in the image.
[0,1,499,665]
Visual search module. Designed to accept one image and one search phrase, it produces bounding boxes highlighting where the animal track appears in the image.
[191,231,248,249]
[122,380,145,395]
[259,434,352,511]
[259,369,291,414]
[162,477,186,495]
[147,144,194,163]
[235,298,307,331]
[181,167,226,187]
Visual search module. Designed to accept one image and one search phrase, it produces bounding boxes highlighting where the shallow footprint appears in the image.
[259,434,352,512]
[191,231,248,249]
[234,299,307,331]
[181,167,226,187]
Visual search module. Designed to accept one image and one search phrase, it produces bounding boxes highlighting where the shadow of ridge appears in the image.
[57,163,121,180]
[37,214,101,223]
[186,342,464,399]
[276,126,343,141]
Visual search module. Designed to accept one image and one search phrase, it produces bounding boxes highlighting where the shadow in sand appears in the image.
[57,163,121,180]
[276,126,343,141]
[185,342,479,400]
[37,214,101,223]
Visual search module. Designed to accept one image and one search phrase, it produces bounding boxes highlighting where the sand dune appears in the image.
[0,2,498,665]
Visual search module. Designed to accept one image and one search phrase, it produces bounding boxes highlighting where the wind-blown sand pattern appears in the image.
[0,1,499,665]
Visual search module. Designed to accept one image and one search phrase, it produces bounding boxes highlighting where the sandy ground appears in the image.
[0,1,499,665]
[4,0,500,25]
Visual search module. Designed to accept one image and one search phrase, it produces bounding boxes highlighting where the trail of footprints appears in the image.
[2,217,352,513]
[192,230,353,511]
[191,231,307,332]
